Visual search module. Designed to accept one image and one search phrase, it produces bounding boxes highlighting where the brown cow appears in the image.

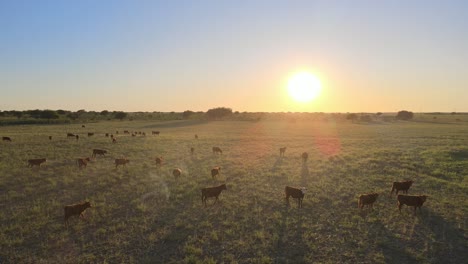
[195,134,198,139]
[87,133,94,137]
[397,194,428,213]
[173,168,182,179]
[190,147,195,155]
[155,157,163,165]
[75,135,79,140]
[152,131,160,135]
[211,166,221,178]
[285,186,306,208]
[212,147,222,154]
[64,201,91,227]
[301,152,308,163]
[112,138,117,143]
[92,149,107,158]
[124,130,130,134]
[279,147,287,157]
[67,133,75,138]
[76,157,91,169]
[28,158,47,167]
[49,136,52,140]
[105,133,109,137]
[391,180,413,195]
[115,158,129,168]
[82,125,86,128]
[2,136,12,142]
[201,184,227,207]
[358,193,379,210]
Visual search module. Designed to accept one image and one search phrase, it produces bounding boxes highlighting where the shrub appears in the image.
[396,110,414,120]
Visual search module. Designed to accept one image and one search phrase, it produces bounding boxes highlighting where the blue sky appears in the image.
[1,0,467,112]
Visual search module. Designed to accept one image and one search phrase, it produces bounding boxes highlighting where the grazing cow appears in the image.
[92,149,107,157]
[285,186,306,208]
[105,133,109,137]
[87,133,94,137]
[155,157,163,165]
[67,133,75,138]
[201,184,227,207]
[397,194,428,213]
[173,168,182,179]
[358,193,379,210]
[76,157,91,169]
[110,134,114,138]
[115,158,129,168]
[124,130,130,134]
[212,147,223,154]
[301,152,309,163]
[2,136,12,142]
[64,201,91,227]
[112,138,117,143]
[75,135,79,140]
[49,136,52,140]
[211,166,221,178]
[132,133,136,137]
[142,132,146,136]
[195,134,198,139]
[279,147,287,157]
[190,147,195,155]
[28,158,47,167]
[82,125,86,128]
[152,131,160,135]
[116,130,119,134]
[390,180,413,195]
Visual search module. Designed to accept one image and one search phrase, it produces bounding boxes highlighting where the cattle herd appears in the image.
[1,128,429,228]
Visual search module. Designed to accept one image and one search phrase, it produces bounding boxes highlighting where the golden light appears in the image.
[287,71,322,103]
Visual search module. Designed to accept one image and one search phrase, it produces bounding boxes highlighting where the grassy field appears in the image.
[0,119,467,263]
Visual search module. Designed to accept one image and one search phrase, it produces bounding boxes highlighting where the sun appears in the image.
[287,71,322,103]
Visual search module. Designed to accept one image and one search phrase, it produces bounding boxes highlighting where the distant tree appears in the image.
[376,112,383,116]
[27,109,42,119]
[360,115,372,122]
[57,109,67,115]
[114,111,127,120]
[451,112,457,115]
[346,113,358,122]
[40,110,59,120]
[11,110,23,119]
[100,110,109,116]
[396,110,414,120]
[206,107,233,120]
[182,110,194,119]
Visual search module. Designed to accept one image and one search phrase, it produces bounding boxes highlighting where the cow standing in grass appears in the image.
[279,147,286,157]
[173,168,182,179]
[155,157,163,166]
[64,201,92,227]
[391,180,413,195]
[77,157,91,169]
[2,136,12,142]
[201,184,227,207]
[28,158,47,168]
[301,152,308,163]
[285,186,306,208]
[92,149,107,158]
[115,158,129,168]
[212,147,222,154]
[211,166,221,179]
[358,193,379,210]
[397,194,427,214]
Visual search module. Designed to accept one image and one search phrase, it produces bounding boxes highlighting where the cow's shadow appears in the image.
[271,157,283,173]
[300,163,309,185]
[273,206,308,263]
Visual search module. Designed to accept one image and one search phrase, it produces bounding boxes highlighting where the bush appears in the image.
[206,107,232,120]
[396,110,414,120]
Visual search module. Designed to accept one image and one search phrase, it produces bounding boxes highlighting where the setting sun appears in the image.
[287,71,322,103]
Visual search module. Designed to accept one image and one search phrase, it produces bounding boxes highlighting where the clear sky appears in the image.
[1,0,467,113]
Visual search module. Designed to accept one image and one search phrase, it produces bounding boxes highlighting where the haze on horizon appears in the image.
[1,1,467,113]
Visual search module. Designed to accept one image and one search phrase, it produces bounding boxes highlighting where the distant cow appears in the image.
[279,147,287,157]
[201,184,227,207]
[115,158,129,168]
[67,133,75,138]
[285,186,306,208]
[87,133,94,137]
[116,131,119,134]
[28,158,47,167]
[112,138,117,143]
[173,168,182,178]
[92,149,107,157]
[64,201,91,227]
[358,193,379,210]
[155,157,163,165]
[391,180,413,195]
[397,194,428,213]
[211,166,221,178]
[82,125,86,128]
[2,136,12,142]
[105,133,109,137]
[76,157,91,169]
[152,131,160,135]
[124,130,130,134]
[49,136,52,140]
[195,134,198,139]
[142,132,146,136]
[212,147,222,154]
[75,135,79,140]
[190,147,195,155]
[301,152,308,163]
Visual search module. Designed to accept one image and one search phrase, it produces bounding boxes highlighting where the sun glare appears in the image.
[287,71,321,103]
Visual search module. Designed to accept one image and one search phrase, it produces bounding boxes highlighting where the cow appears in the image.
[131,133,136,137]
[390,180,413,195]
[173,168,182,179]
[67,133,75,138]
[279,147,287,157]
[190,147,195,155]
[82,125,86,128]
[212,147,223,154]
[116,130,119,134]
[124,130,130,134]
[110,134,114,138]
[155,157,163,165]
[2,136,12,142]
[76,157,91,169]
[112,138,117,143]
[397,194,428,213]
[211,166,221,179]
[75,135,79,140]
[64,201,92,227]
[285,186,306,208]
[152,131,160,135]
[87,133,94,137]
[195,134,198,139]
[105,133,109,137]
[201,184,227,207]
[358,193,379,210]
[115,158,129,168]
[49,136,52,140]
[142,132,146,136]
[301,152,308,163]
[28,158,47,167]
[92,149,107,158]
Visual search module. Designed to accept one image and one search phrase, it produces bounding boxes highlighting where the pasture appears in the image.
[0,119,467,263]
